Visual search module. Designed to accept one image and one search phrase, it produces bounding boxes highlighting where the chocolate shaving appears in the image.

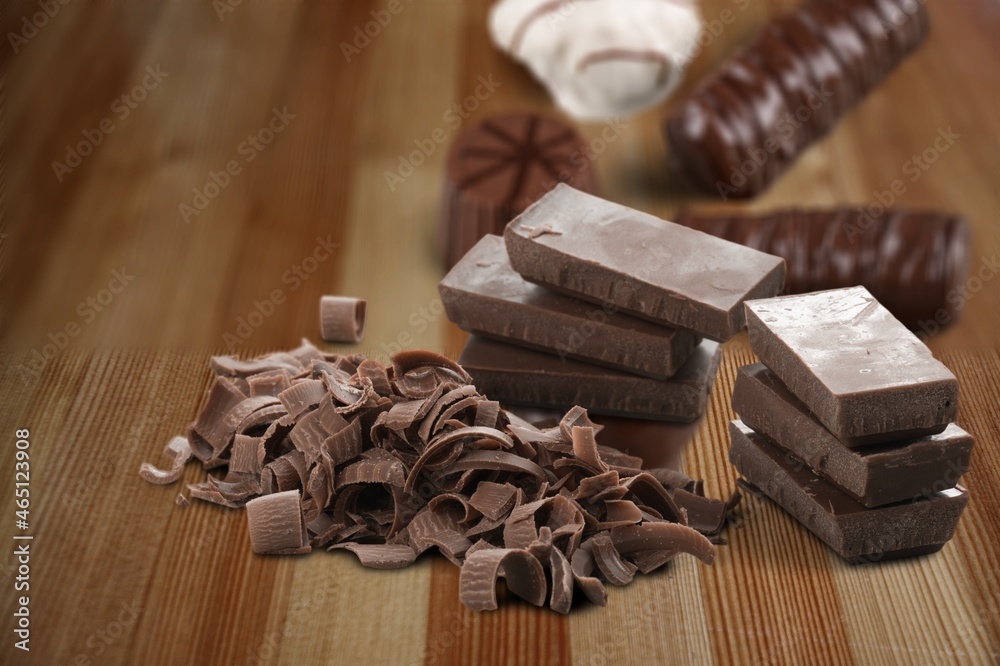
[469,482,518,521]
[190,377,245,456]
[602,499,644,527]
[278,379,327,417]
[474,400,500,428]
[646,467,697,492]
[246,489,311,555]
[672,489,732,537]
[142,343,735,612]
[357,359,392,395]
[211,355,301,378]
[139,436,192,485]
[319,296,367,344]
[548,547,574,614]
[247,369,293,398]
[330,543,415,569]
[571,426,608,473]
[459,548,547,611]
[570,548,608,606]
[451,450,547,479]
[335,457,406,489]
[186,482,241,508]
[588,533,637,586]
[610,522,715,564]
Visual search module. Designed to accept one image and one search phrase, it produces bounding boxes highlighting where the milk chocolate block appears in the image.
[504,185,786,341]
[665,0,930,198]
[729,420,969,562]
[459,336,721,422]
[675,208,971,328]
[440,235,700,379]
[440,112,599,269]
[733,364,973,507]
[745,287,958,443]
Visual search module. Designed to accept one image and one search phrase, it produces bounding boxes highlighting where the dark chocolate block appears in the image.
[674,208,971,329]
[458,335,721,422]
[733,364,973,507]
[504,185,786,341]
[440,235,700,379]
[728,420,969,562]
[744,287,958,442]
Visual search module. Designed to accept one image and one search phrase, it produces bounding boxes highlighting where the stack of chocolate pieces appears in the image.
[440,184,787,422]
[730,286,973,562]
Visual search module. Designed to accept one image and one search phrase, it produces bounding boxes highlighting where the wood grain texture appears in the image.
[1,1,998,665]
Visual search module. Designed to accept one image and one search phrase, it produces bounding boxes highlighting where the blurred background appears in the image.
[3,0,998,362]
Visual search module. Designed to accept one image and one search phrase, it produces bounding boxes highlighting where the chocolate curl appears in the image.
[319,296,366,343]
[245,489,311,555]
[139,436,193,485]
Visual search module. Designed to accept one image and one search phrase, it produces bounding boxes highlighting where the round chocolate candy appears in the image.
[439,113,599,269]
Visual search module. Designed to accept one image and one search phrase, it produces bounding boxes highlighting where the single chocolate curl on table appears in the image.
[319,295,367,343]
[140,340,738,613]
[665,0,930,198]
[675,207,970,328]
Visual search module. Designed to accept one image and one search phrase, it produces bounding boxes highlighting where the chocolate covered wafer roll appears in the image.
[439,113,599,269]
[675,208,969,328]
[666,0,930,198]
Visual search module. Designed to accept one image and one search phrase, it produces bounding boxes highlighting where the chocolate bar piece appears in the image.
[440,112,599,269]
[440,235,700,379]
[733,364,973,507]
[459,335,721,422]
[665,0,929,198]
[744,287,958,443]
[504,185,786,341]
[675,208,971,329]
[729,420,969,562]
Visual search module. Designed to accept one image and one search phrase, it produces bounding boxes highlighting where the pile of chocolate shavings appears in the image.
[140,340,739,613]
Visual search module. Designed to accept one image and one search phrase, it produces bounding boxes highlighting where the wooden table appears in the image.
[2,1,998,664]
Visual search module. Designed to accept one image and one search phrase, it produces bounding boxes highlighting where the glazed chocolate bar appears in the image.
[666,0,929,198]
[744,287,958,443]
[729,420,969,562]
[439,235,700,379]
[458,335,721,422]
[674,208,971,328]
[439,112,599,269]
[733,364,973,507]
[504,185,786,341]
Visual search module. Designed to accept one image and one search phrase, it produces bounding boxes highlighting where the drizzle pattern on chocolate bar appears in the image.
[140,340,737,613]
[666,0,930,198]
[676,208,970,327]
